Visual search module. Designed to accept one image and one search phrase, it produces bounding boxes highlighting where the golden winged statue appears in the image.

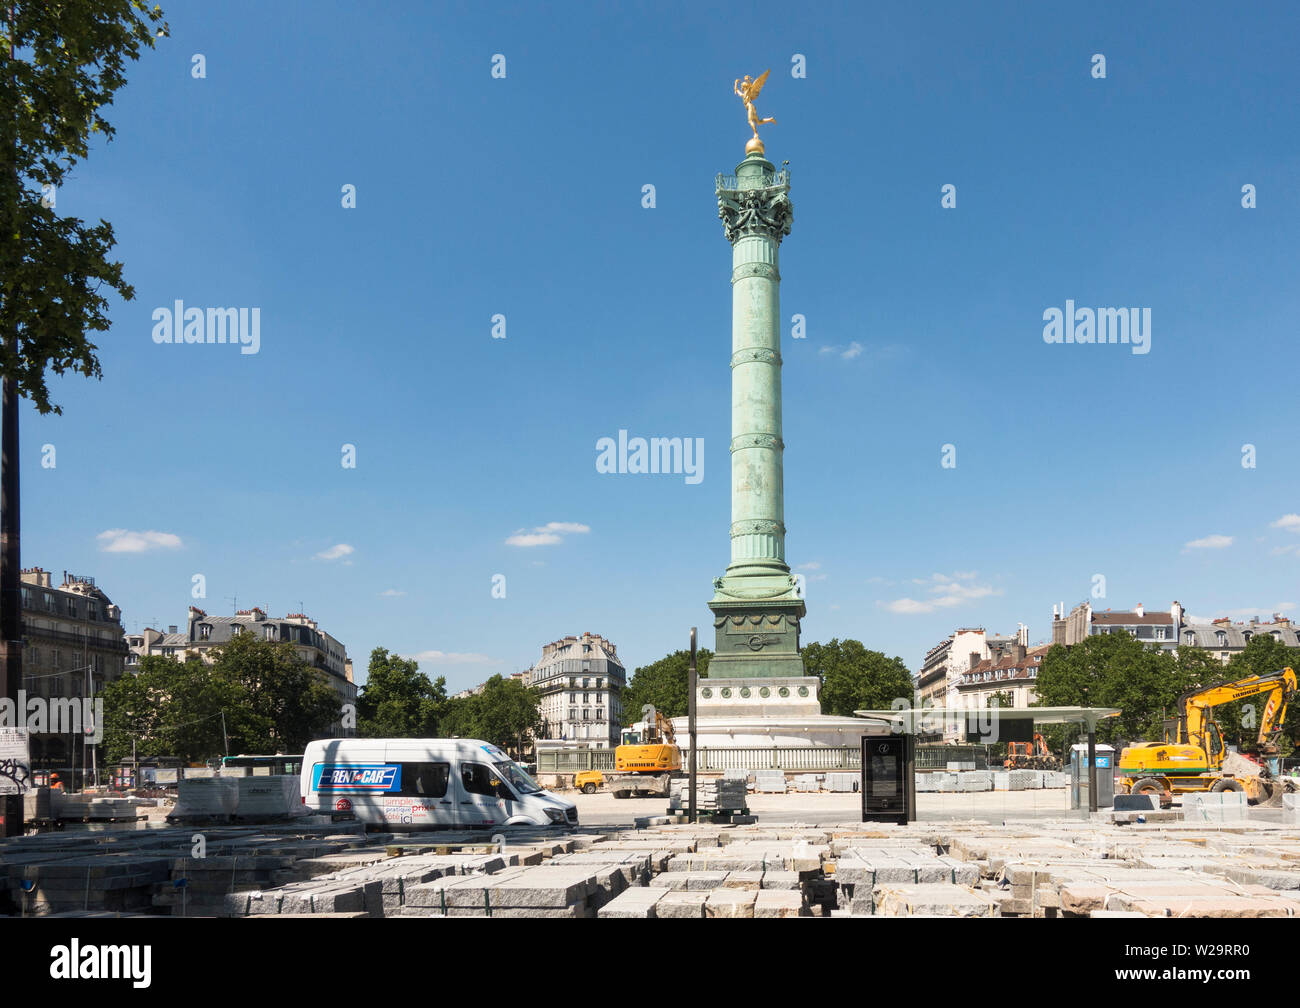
[735,70,776,152]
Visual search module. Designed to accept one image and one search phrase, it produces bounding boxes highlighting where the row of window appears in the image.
[23,647,108,674]
[197,623,278,641]
[567,708,605,721]
[963,667,1037,684]
[21,589,110,622]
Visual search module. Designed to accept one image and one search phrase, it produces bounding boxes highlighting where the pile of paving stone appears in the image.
[667,777,747,812]
[9,811,1300,919]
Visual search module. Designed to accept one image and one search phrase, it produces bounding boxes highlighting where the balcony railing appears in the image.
[715,168,791,193]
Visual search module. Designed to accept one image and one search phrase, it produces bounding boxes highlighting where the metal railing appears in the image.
[915,745,990,770]
[715,168,791,193]
[538,745,859,774]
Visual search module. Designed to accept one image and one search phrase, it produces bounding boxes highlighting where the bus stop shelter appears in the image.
[852,706,1121,812]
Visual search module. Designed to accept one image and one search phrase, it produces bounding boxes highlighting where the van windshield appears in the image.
[495,760,542,795]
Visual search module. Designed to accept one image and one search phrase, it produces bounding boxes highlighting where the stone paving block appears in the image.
[598,887,671,919]
[721,870,764,888]
[655,890,708,918]
[705,887,757,918]
[761,870,802,890]
[658,871,729,891]
[754,889,806,917]
[1183,793,1248,823]
[873,883,997,917]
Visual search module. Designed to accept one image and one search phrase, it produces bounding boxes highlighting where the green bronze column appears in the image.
[707,146,806,679]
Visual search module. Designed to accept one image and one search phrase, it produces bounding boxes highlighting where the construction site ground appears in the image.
[4,786,1300,919]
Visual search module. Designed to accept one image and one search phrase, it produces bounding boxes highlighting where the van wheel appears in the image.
[1211,778,1243,793]
[582,783,597,794]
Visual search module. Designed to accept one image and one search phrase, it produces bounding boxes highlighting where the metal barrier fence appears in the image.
[538,746,861,774]
[914,745,991,770]
[537,743,992,774]
[536,749,617,773]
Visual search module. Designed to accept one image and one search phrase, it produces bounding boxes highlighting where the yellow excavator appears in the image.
[573,708,682,798]
[1119,667,1297,805]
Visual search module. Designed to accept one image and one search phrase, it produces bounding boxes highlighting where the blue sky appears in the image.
[25,0,1300,692]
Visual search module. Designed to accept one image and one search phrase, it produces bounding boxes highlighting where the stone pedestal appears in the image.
[696,676,821,719]
[679,676,883,750]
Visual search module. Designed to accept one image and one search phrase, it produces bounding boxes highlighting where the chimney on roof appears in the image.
[168,625,178,634]
[1134,603,1144,619]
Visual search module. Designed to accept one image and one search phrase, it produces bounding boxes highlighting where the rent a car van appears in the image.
[300,738,577,830]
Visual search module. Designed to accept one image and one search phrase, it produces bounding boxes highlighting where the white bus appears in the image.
[301,738,577,830]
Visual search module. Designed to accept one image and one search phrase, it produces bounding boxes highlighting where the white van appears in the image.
[300,738,577,830]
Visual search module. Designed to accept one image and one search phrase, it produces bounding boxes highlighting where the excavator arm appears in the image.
[1178,667,1296,761]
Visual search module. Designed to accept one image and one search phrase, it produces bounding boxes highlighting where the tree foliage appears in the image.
[441,675,541,756]
[1,1,167,413]
[1035,634,1206,744]
[100,636,340,763]
[802,639,914,717]
[1035,632,1300,754]
[620,649,711,726]
[209,633,340,753]
[356,647,447,738]
[1222,635,1300,753]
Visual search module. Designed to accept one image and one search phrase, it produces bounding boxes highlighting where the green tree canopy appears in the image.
[209,633,340,753]
[1222,635,1300,753]
[1034,634,1204,743]
[802,639,914,717]
[100,654,252,764]
[100,636,339,764]
[1,1,167,413]
[442,675,540,756]
[356,647,447,738]
[620,649,711,726]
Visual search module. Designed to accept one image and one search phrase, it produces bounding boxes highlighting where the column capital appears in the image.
[716,155,793,245]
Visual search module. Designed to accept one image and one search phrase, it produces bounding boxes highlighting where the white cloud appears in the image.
[410,650,501,666]
[1271,514,1300,532]
[797,561,821,571]
[882,571,1001,615]
[97,529,183,553]
[506,521,590,547]
[505,532,561,547]
[379,589,405,597]
[1270,544,1298,556]
[315,543,355,561]
[819,342,865,361]
[884,597,937,615]
[1183,534,1233,552]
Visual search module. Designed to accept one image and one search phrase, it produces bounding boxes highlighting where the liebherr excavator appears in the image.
[1119,667,1297,805]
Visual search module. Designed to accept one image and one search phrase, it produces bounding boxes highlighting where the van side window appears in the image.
[462,762,515,802]
[399,762,450,798]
